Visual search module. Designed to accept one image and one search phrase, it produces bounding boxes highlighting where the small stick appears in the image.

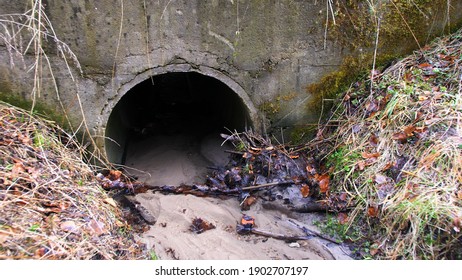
[241,181,294,191]
[250,228,311,241]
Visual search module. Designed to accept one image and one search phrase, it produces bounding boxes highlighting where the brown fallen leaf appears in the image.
[403,125,416,137]
[104,198,118,208]
[60,221,79,233]
[11,162,26,178]
[381,161,395,171]
[361,151,380,159]
[417,62,432,69]
[369,134,379,147]
[107,170,122,181]
[300,184,310,198]
[189,217,216,234]
[35,248,48,258]
[338,213,349,225]
[392,131,408,142]
[317,174,330,193]
[244,196,257,207]
[88,219,106,236]
[367,205,379,217]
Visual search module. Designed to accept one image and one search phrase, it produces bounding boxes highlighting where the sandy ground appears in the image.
[124,132,351,260]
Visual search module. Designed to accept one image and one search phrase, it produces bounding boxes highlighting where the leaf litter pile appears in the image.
[306,28,462,259]
[0,103,146,259]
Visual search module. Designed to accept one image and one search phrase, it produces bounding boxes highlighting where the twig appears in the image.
[287,219,340,245]
[241,181,294,191]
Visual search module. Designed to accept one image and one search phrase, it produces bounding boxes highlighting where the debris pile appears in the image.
[0,103,146,259]
[306,28,462,259]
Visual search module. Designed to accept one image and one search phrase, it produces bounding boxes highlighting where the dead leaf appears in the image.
[306,164,316,175]
[357,160,366,171]
[60,221,78,233]
[417,62,432,69]
[365,100,379,113]
[338,213,349,225]
[367,205,379,217]
[11,162,26,177]
[339,192,348,201]
[318,174,330,193]
[369,134,378,147]
[300,184,310,198]
[370,243,380,256]
[404,72,413,81]
[244,196,257,207]
[374,174,389,184]
[35,248,48,258]
[361,151,380,159]
[403,125,416,137]
[378,183,394,200]
[0,231,11,244]
[104,198,118,207]
[381,161,395,171]
[108,170,122,181]
[190,218,216,234]
[457,191,462,200]
[392,131,408,142]
[88,219,106,236]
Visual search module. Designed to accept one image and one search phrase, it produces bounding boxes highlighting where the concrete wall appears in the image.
[1,0,461,153]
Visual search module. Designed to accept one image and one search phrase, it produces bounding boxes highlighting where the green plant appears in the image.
[314,215,362,243]
[28,224,40,232]
[149,250,158,260]
[33,130,47,148]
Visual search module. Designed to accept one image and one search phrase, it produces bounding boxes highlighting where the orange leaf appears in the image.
[361,151,380,159]
[381,161,395,171]
[392,131,408,142]
[417,62,432,69]
[457,191,462,200]
[318,174,330,193]
[300,184,310,198]
[367,205,378,217]
[244,196,257,207]
[108,170,122,181]
[403,125,416,137]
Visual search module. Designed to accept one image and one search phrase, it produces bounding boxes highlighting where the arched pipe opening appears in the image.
[105,71,253,186]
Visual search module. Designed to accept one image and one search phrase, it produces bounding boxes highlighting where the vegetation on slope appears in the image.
[308,27,462,259]
[0,103,146,259]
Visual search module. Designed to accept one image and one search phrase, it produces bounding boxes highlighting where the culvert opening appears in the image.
[105,72,251,186]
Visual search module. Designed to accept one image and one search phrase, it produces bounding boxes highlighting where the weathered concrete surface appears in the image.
[1,0,461,157]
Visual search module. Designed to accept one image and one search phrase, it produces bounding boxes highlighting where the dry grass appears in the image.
[309,28,462,259]
[0,102,146,259]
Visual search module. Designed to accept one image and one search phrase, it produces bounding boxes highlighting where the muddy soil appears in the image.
[124,132,351,260]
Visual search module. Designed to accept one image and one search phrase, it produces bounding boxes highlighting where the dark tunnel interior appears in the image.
[105,72,251,185]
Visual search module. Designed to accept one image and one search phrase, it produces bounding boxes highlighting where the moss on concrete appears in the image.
[0,92,69,130]
[306,0,462,119]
